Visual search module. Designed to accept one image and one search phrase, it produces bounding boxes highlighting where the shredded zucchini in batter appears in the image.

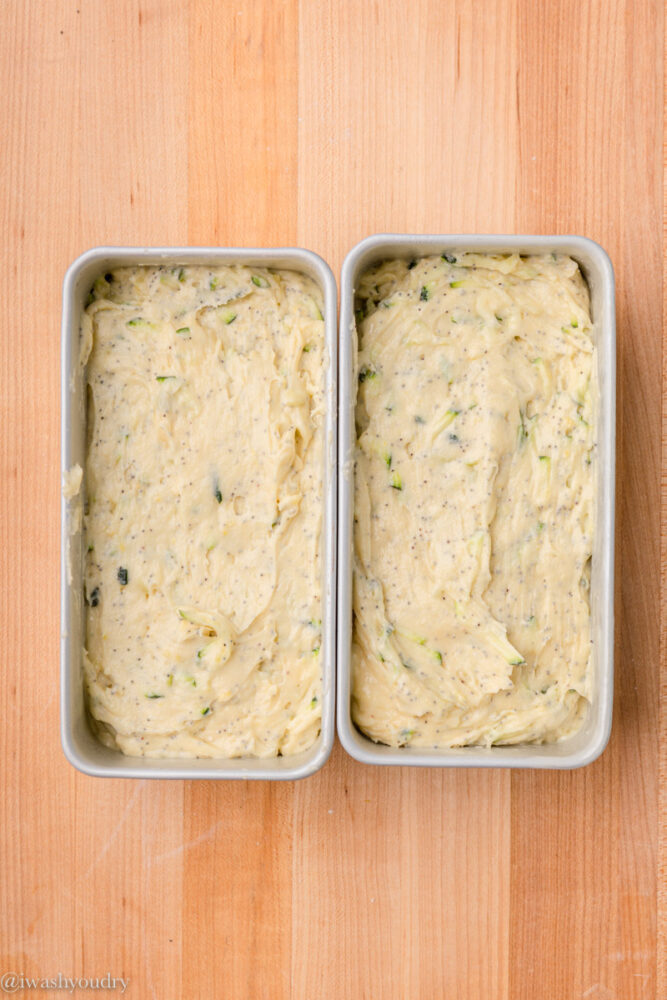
[352,253,596,747]
[81,264,325,758]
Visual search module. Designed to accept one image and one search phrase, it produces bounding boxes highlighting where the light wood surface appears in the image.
[1,1,663,998]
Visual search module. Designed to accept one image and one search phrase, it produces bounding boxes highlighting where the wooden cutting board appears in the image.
[1,1,663,997]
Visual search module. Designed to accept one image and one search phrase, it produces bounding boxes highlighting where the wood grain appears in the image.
[0,1,663,998]
[510,3,661,999]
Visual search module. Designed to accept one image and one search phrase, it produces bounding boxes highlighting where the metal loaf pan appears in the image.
[338,234,615,769]
[61,246,337,779]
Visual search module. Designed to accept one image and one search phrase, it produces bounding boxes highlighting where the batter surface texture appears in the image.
[352,253,596,747]
[82,264,325,758]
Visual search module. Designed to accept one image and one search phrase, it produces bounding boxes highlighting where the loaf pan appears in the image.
[338,234,615,768]
[61,246,337,779]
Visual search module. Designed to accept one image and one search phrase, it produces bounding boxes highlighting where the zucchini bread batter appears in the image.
[82,264,325,758]
[352,253,596,747]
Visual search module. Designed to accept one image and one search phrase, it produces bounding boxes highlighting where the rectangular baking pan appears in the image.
[61,246,337,779]
[338,234,615,768]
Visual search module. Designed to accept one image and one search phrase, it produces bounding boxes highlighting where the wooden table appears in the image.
[1,2,663,997]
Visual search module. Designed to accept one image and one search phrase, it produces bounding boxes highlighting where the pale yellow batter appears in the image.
[352,253,596,747]
[80,264,325,758]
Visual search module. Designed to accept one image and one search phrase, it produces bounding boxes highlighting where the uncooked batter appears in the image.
[352,252,596,747]
[81,264,325,758]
